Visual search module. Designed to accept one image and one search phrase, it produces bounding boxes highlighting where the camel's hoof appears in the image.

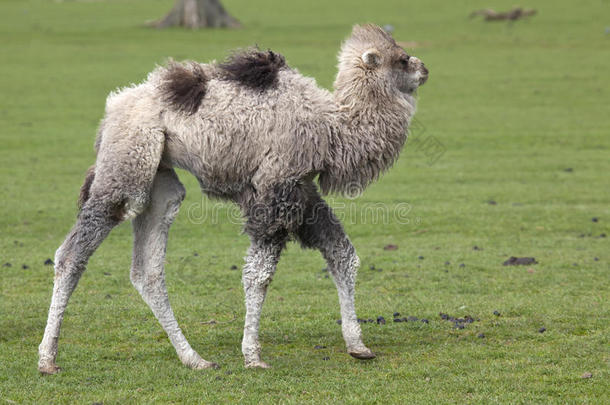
[39,362,61,375]
[245,360,271,369]
[193,359,220,370]
[348,348,376,360]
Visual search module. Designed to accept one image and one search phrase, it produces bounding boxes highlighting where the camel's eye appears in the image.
[399,56,410,68]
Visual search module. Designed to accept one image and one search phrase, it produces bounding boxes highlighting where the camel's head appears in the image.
[335,24,428,96]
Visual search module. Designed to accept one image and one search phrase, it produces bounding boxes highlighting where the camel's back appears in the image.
[160,58,338,197]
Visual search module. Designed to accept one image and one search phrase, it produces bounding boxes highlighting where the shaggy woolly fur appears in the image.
[38,24,428,373]
[160,61,208,115]
[219,49,286,90]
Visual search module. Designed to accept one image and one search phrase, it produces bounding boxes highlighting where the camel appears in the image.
[470,7,537,21]
[38,24,428,373]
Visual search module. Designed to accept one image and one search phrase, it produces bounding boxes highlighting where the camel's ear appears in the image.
[362,49,381,68]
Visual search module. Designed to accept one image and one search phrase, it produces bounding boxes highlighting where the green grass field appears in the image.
[1,0,609,403]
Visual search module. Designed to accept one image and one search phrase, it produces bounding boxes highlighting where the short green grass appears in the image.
[1,0,609,403]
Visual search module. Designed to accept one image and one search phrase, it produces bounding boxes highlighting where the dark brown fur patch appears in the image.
[219,48,286,90]
[244,179,307,244]
[78,165,96,209]
[109,198,128,223]
[160,61,208,114]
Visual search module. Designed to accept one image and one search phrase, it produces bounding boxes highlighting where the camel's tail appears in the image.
[77,165,96,210]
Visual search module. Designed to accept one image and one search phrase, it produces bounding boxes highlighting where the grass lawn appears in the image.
[1,0,609,403]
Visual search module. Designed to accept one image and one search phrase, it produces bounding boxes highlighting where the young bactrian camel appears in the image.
[38,24,428,373]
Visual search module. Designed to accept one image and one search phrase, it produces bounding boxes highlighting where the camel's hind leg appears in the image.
[39,126,165,374]
[130,168,217,370]
[38,197,124,374]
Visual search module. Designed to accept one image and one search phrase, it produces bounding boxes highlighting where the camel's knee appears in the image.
[243,259,275,292]
[242,240,284,291]
[325,238,360,277]
[243,269,273,292]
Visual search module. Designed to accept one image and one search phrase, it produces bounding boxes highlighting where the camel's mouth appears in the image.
[418,65,429,86]
[400,65,428,95]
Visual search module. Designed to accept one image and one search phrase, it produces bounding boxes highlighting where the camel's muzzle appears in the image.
[419,65,429,86]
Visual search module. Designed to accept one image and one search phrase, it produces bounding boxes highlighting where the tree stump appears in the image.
[152,0,241,29]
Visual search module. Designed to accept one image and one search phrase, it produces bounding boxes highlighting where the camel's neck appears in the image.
[318,80,416,195]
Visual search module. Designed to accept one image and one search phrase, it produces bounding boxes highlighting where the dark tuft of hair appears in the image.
[109,198,128,223]
[219,48,286,91]
[160,61,208,114]
[78,165,96,210]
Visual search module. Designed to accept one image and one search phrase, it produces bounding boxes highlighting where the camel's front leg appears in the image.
[241,238,284,368]
[296,194,375,359]
[325,237,374,359]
